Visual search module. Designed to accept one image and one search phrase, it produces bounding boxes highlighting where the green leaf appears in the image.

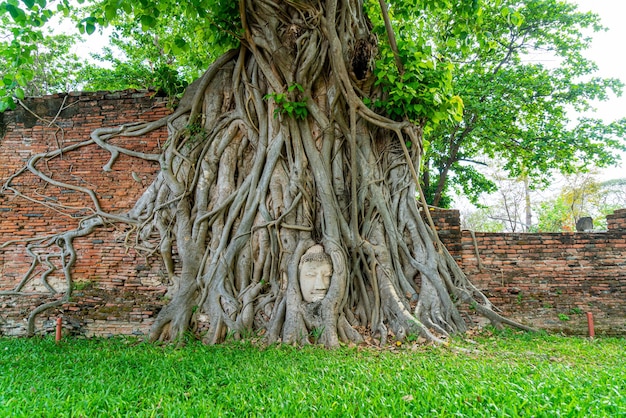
[0,96,16,112]
[0,100,10,113]
[86,22,96,34]
[105,5,118,21]
[173,37,188,52]
[14,87,25,100]
[140,15,156,31]
[5,4,26,21]
[287,83,304,93]
[56,2,69,16]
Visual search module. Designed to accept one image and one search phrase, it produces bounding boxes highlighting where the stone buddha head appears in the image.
[298,244,332,303]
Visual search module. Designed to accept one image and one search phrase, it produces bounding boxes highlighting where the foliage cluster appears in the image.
[2,1,625,198]
[533,174,626,232]
[264,84,309,120]
[0,0,487,124]
[0,19,83,101]
[1,332,624,416]
[72,0,236,97]
[421,0,626,207]
[365,0,474,127]
[0,0,74,111]
[0,0,209,105]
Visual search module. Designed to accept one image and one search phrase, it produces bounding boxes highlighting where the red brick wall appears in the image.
[1,91,172,337]
[462,228,626,336]
[428,207,626,336]
[1,92,625,338]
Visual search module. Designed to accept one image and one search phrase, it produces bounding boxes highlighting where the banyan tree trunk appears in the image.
[130,0,533,346]
[7,0,534,346]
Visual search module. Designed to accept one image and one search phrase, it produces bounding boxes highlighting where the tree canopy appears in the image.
[1,0,477,124]
[2,1,624,199]
[421,0,626,207]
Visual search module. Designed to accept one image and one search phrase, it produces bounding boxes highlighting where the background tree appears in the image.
[458,163,531,232]
[74,4,231,97]
[534,196,572,231]
[422,0,626,208]
[0,22,84,97]
[78,47,189,98]
[460,207,504,232]
[533,172,626,231]
[462,169,626,232]
[0,0,77,110]
[598,178,626,213]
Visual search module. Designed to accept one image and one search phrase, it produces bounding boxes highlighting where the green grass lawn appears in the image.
[1,330,624,417]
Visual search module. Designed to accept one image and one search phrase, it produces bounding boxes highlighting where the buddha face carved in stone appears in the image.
[299,244,332,303]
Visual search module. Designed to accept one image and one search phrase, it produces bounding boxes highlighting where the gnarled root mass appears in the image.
[3,0,534,346]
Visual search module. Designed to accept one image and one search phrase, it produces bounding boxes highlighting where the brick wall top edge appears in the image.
[462,231,579,236]
[425,207,460,215]
[605,208,626,230]
[606,211,625,217]
[17,89,159,101]
[1,90,171,128]
[607,208,626,218]
[461,230,619,237]
[2,90,168,116]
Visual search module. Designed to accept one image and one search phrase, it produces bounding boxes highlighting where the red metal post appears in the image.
[586,312,595,339]
[55,317,62,343]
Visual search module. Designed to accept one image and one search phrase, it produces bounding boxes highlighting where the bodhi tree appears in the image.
[1,0,535,346]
